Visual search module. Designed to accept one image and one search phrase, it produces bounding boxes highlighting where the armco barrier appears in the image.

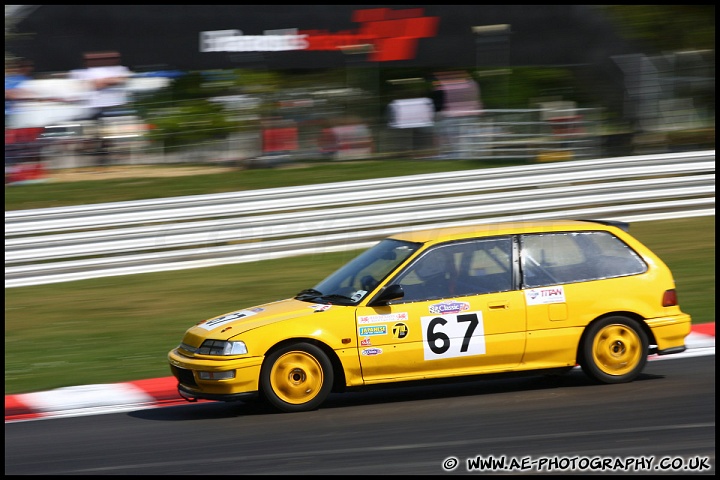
[5,151,715,288]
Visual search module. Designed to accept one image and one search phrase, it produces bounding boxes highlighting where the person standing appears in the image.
[5,58,36,127]
[5,58,45,184]
[428,73,446,157]
[387,96,435,157]
[69,51,132,168]
[434,70,482,159]
[70,51,132,120]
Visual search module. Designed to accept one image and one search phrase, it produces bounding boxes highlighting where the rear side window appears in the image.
[520,231,647,288]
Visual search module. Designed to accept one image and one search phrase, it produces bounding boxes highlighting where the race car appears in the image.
[168,219,691,412]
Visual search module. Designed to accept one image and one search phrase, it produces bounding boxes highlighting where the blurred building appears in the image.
[5,6,714,168]
[7,6,633,73]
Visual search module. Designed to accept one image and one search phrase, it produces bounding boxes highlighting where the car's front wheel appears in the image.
[580,316,648,384]
[260,342,333,413]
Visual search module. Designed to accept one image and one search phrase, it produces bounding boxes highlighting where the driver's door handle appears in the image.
[488,301,509,309]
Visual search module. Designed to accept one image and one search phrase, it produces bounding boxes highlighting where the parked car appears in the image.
[168,219,691,413]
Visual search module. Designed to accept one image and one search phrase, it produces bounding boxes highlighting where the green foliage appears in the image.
[134,69,286,152]
[599,5,715,52]
[477,67,581,109]
[145,100,231,151]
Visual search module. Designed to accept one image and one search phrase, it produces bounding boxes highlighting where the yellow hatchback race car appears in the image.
[168,219,691,412]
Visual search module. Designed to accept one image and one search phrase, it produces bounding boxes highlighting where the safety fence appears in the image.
[11,107,605,174]
[5,150,715,288]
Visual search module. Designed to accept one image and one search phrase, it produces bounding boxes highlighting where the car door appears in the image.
[356,237,527,384]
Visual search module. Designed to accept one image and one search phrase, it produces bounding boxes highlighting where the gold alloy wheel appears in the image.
[269,350,325,405]
[591,323,643,376]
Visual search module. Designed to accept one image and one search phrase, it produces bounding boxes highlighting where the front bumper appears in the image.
[168,348,263,401]
[178,384,259,403]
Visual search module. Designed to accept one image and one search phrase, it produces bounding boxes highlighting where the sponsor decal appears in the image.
[310,304,332,312]
[351,290,367,302]
[249,307,265,313]
[358,312,408,324]
[200,8,439,62]
[359,325,388,336]
[360,337,372,346]
[525,286,566,305]
[200,30,308,52]
[197,309,258,330]
[361,348,383,356]
[392,322,409,339]
[429,301,470,315]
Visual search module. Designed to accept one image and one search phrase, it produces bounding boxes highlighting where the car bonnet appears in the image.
[183,297,326,340]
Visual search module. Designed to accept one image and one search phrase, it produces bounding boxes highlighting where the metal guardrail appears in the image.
[5,150,715,288]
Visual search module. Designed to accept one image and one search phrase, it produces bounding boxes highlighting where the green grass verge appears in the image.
[4,216,714,395]
[5,159,528,211]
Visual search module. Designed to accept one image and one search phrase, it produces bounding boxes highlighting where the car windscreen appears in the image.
[304,239,421,304]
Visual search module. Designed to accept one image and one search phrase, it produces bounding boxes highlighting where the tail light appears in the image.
[662,289,678,307]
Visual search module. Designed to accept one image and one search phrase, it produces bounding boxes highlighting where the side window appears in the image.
[392,237,513,302]
[521,233,585,288]
[521,232,647,288]
[455,238,513,295]
[393,247,457,302]
[580,231,647,278]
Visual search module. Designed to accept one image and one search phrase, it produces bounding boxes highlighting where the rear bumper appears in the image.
[653,345,686,356]
[645,314,692,354]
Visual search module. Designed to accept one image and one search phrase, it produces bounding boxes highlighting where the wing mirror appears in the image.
[367,284,404,306]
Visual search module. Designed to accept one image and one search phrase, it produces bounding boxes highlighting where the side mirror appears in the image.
[367,284,404,306]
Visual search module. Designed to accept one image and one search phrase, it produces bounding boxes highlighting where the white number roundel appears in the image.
[421,311,486,360]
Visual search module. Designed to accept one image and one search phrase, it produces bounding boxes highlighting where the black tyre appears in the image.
[260,342,333,413]
[580,316,648,384]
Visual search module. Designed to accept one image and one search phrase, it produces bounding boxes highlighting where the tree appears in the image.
[598,5,715,53]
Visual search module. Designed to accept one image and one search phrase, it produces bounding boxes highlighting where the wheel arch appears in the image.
[262,337,347,394]
[576,311,655,364]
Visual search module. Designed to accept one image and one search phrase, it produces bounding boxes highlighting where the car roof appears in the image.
[389,219,627,244]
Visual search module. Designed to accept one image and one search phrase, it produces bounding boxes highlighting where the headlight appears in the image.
[196,340,248,355]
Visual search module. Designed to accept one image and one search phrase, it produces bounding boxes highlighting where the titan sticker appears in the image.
[525,286,566,305]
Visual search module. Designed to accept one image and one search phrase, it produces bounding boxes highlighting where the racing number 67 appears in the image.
[424,312,484,357]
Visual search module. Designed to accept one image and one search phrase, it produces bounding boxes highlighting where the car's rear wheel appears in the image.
[260,342,333,413]
[580,316,648,384]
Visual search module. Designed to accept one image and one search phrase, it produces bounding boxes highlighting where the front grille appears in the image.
[171,365,198,387]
